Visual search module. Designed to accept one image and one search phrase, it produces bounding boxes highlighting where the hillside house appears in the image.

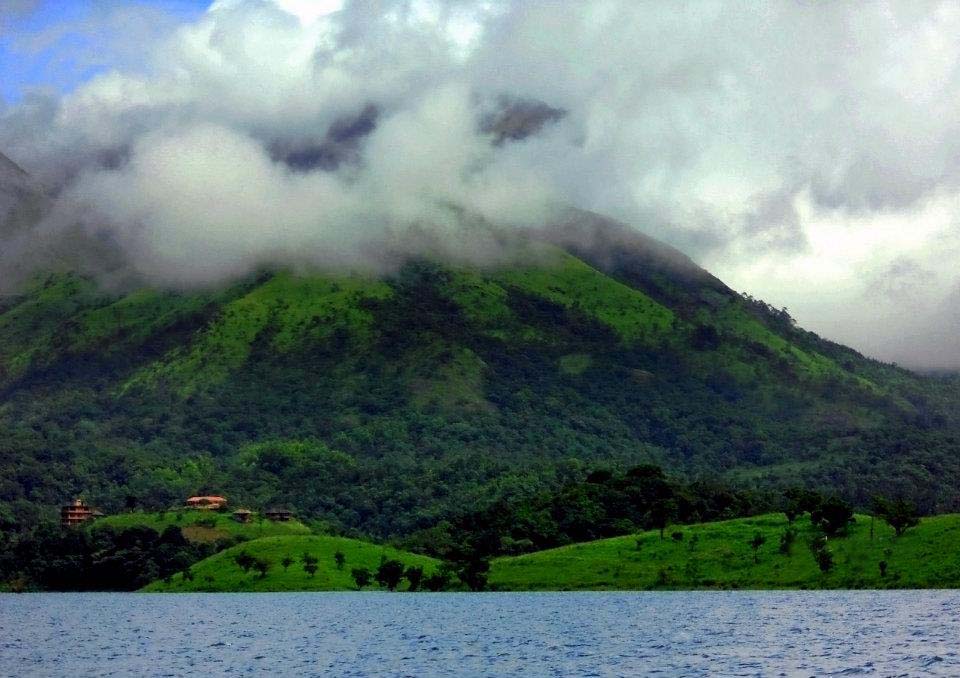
[185,495,227,510]
[233,508,253,523]
[265,508,293,522]
[61,498,97,527]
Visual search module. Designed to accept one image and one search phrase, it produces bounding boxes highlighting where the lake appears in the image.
[1,591,958,676]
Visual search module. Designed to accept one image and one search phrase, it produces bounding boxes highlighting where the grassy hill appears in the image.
[145,535,439,592]
[140,512,960,592]
[3,214,960,539]
[489,513,960,591]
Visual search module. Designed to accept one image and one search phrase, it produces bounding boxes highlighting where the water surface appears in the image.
[2,591,958,676]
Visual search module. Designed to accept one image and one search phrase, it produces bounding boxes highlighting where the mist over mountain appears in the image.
[4,1,960,366]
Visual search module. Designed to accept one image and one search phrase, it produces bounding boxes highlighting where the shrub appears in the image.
[404,565,424,591]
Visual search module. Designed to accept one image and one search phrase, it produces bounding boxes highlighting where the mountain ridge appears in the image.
[1,161,959,537]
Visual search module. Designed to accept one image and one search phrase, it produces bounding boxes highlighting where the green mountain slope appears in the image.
[2,215,960,539]
[489,513,960,590]
[141,512,960,591]
[145,535,439,592]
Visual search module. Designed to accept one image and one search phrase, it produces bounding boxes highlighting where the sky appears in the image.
[0,1,209,103]
[2,0,960,369]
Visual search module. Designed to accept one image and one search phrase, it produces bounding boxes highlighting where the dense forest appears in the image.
[5,463,896,591]
[2,215,960,545]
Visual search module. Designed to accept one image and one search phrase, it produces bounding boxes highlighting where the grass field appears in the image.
[493,251,674,342]
[488,513,960,591]
[140,512,960,592]
[95,509,312,543]
[145,535,439,592]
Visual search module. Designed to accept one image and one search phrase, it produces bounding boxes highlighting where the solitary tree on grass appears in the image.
[334,550,346,570]
[779,527,796,555]
[234,552,255,573]
[351,567,372,590]
[750,532,766,563]
[811,497,854,536]
[809,536,834,573]
[253,557,272,579]
[874,497,921,536]
[281,555,294,572]
[302,552,319,578]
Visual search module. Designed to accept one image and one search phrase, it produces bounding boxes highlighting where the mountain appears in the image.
[1,172,960,537]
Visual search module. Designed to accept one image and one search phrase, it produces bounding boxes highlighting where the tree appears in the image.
[404,565,424,591]
[351,567,372,590]
[302,552,319,578]
[455,557,490,592]
[785,487,822,522]
[879,560,888,577]
[281,555,294,571]
[234,551,255,573]
[334,550,345,570]
[875,497,920,536]
[648,498,678,541]
[750,532,766,563]
[811,496,854,536]
[809,536,833,573]
[253,557,271,579]
[376,559,405,591]
[423,569,450,592]
[779,527,796,555]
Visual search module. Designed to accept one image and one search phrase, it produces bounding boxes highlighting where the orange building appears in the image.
[61,499,94,527]
[185,495,227,510]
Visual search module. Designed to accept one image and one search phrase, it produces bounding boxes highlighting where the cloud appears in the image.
[3,0,960,366]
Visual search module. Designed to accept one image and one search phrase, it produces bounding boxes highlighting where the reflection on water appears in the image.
[1,590,959,676]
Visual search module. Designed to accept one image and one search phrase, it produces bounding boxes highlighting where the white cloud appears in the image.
[4,0,960,366]
[211,0,345,24]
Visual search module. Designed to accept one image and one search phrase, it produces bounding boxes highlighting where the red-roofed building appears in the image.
[61,498,95,527]
[185,495,227,510]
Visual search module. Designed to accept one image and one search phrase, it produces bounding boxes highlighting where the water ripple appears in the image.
[1,591,959,676]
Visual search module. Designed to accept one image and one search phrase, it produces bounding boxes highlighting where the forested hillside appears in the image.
[2,214,959,539]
